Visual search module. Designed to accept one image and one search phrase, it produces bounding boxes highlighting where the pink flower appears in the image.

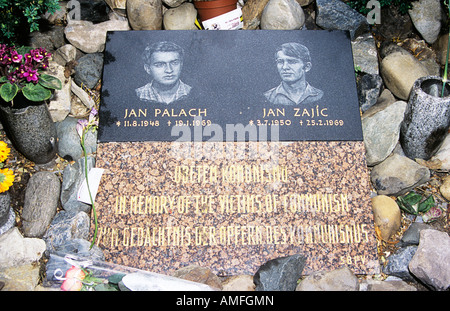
[60,266,86,291]
[88,108,99,126]
[77,119,89,138]
[7,75,17,84]
[30,49,44,62]
[24,53,33,65]
[10,51,22,63]
[22,69,38,82]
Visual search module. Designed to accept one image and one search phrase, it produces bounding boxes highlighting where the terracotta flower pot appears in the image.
[400,76,450,160]
[193,0,238,22]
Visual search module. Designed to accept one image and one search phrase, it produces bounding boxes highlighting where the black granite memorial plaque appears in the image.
[98,30,362,142]
[94,30,380,276]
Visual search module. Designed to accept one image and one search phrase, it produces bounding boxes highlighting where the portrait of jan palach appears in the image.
[264,42,323,105]
[136,41,192,104]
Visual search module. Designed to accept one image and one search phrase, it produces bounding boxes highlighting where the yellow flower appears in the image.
[0,141,10,163]
[0,168,14,193]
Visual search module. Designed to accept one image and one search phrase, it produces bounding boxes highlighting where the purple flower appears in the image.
[76,119,89,138]
[23,69,39,83]
[30,49,44,62]
[24,53,33,65]
[10,51,22,63]
[0,54,12,65]
[7,75,17,84]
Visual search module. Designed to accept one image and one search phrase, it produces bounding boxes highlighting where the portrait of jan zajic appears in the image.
[99,30,363,142]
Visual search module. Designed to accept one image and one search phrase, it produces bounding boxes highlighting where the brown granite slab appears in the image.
[92,141,380,276]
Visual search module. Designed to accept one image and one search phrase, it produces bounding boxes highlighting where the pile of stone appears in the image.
[0,0,449,291]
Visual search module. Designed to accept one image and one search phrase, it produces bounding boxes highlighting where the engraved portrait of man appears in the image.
[136,41,192,104]
[264,42,323,105]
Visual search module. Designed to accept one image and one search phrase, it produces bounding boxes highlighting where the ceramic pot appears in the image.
[400,76,450,160]
[0,93,57,164]
[193,0,238,22]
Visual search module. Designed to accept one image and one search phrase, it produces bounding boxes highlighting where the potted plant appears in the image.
[0,45,62,164]
[193,0,239,22]
[399,0,450,160]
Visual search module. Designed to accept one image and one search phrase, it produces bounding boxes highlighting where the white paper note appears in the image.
[77,168,105,204]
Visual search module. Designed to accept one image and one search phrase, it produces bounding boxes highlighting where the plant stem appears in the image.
[82,130,97,250]
[442,3,450,97]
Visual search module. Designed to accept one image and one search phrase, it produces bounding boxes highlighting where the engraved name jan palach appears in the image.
[95,30,380,275]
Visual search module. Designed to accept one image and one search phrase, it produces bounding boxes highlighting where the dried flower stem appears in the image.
[81,131,98,250]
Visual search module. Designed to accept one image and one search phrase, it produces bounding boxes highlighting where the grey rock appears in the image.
[377,6,414,42]
[172,265,223,289]
[0,228,46,268]
[57,117,97,162]
[409,229,450,290]
[352,33,379,75]
[53,44,77,67]
[127,0,163,30]
[254,254,306,291]
[47,61,72,122]
[30,25,65,53]
[408,0,442,44]
[60,156,96,213]
[398,222,433,247]
[0,264,41,291]
[64,20,130,54]
[162,0,187,8]
[370,154,430,196]
[104,0,127,10]
[379,42,410,59]
[74,53,104,89]
[43,211,91,251]
[296,266,359,291]
[380,51,429,100]
[76,0,110,23]
[428,133,450,170]
[260,0,305,30]
[22,171,60,238]
[163,2,198,30]
[363,89,396,117]
[357,73,383,113]
[382,246,417,281]
[433,34,449,65]
[0,192,14,235]
[360,279,417,291]
[315,0,369,40]
[362,100,407,166]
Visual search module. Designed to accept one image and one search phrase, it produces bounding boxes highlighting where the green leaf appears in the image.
[0,83,18,102]
[22,83,51,101]
[38,73,62,90]
[401,192,422,205]
[94,283,119,291]
[0,76,8,83]
[15,46,32,56]
[397,197,418,215]
[396,192,423,215]
[418,195,435,213]
[108,273,126,285]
